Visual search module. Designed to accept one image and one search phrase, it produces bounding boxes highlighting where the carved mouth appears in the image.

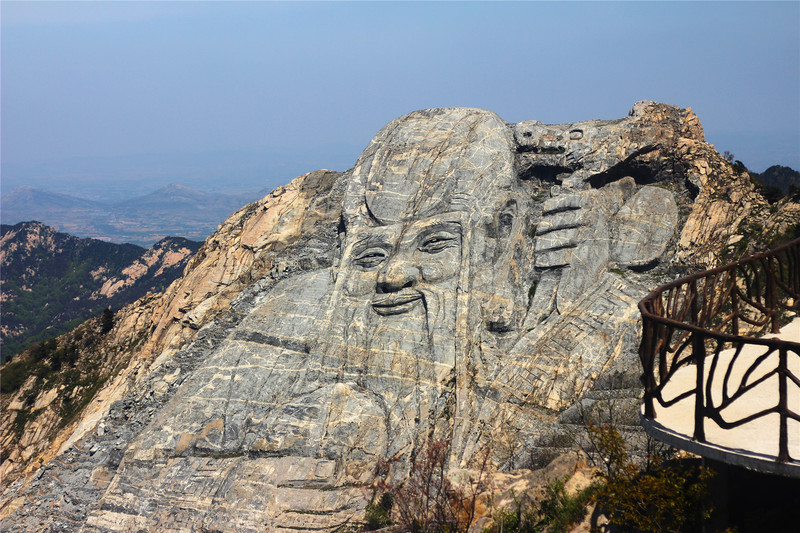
[372,290,423,315]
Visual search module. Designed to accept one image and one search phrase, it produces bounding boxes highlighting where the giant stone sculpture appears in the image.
[7,103,698,531]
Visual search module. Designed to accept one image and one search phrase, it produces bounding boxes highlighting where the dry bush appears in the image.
[369,437,491,532]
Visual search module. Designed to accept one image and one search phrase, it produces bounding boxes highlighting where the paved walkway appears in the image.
[641,316,800,478]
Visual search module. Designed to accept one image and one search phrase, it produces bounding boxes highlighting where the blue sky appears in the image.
[2,1,798,199]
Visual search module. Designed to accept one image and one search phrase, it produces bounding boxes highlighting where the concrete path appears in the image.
[641,316,800,478]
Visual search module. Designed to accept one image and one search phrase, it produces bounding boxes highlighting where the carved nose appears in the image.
[376,259,419,293]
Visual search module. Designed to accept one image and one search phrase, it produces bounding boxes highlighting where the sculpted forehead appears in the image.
[348,212,465,249]
[346,108,516,225]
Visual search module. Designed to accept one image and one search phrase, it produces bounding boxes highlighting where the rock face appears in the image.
[1,102,785,531]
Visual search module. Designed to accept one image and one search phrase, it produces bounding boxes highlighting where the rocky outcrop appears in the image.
[130,169,343,365]
[0,170,344,487]
[1,102,793,531]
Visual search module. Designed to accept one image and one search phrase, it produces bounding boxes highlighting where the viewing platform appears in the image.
[639,238,800,478]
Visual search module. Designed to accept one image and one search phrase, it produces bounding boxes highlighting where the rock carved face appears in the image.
[343,213,463,316]
[134,108,531,466]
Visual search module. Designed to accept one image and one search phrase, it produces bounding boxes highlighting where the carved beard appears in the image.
[340,286,456,378]
[313,282,458,456]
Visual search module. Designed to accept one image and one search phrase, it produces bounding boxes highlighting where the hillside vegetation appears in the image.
[0,222,201,360]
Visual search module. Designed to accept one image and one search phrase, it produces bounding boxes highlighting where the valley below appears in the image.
[0,222,202,360]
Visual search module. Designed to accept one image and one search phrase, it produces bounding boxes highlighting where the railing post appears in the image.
[655,295,668,383]
[640,314,656,419]
[793,243,800,296]
[767,256,779,333]
[692,332,706,442]
[778,346,789,463]
[731,269,739,336]
[690,280,706,442]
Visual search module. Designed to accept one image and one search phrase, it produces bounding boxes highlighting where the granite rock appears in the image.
[2,102,783,531]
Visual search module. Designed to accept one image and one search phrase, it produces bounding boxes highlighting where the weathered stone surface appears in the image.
[0,169,346,488]
[2,102,793,531]
[612,186,678,268]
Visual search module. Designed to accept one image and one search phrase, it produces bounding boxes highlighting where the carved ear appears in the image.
[482,199,518,240]
[479,199,524,335]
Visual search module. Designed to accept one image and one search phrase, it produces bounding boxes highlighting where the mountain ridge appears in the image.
[751,164,800,194]
[1,184,267,247]
[0,221,202,360]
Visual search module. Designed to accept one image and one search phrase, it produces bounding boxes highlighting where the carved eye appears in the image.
[419,232,458,254]
[353,248,388,268]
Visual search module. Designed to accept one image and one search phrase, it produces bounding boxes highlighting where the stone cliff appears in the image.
[1,102,795,531]
[0,170,343,487]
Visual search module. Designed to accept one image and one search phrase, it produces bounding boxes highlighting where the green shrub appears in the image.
[732,160,748,174]
[0,359,34,394]
[364,493,393,530]
[483,500,534,532]
[538,478,594,533]
[58,374,108,428]
[528,281,538,301]
[483,480,595,533]
[101,308,115,334]
[12,407,34,439]
[589,424,715,533]
[766,222,800,249]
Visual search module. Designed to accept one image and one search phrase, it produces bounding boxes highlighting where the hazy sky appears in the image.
[2,1,798,198]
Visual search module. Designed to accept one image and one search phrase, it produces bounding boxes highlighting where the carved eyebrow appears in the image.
[353,234,392,250]
[415,221,462,237]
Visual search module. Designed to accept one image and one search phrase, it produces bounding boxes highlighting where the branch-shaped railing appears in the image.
[639,237,800,463]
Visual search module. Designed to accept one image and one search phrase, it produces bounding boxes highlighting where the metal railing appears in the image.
[639,237,800,463]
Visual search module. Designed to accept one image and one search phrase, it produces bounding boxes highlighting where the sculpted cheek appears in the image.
[420,261,442,281]
[343,269,377,297]
[420,251,460,282]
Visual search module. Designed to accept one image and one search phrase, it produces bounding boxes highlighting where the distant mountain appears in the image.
[116,183,236,209]
[1,187,105,213]
[751,165,800,194]
[0,221,202,360]
[0,188,110,237]
[1,184,264,247]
